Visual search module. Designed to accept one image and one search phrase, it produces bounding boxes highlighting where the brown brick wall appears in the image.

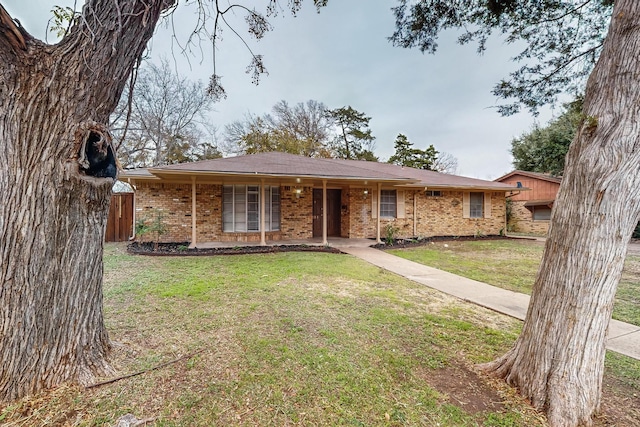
[345,187,377,238]
[508,200,549,235]
[414,191,506,237]
[135,182,193,243]
[280,187,313,239]
[343,189,506,239]
[134,183,508,243]
[135,182,315,243]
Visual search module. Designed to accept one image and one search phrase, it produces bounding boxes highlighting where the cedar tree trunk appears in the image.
[0,0,174,401]
[480,2,640,426]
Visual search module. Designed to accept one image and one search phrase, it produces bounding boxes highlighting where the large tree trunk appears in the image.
[480,2,640,426]
[0,1,173,401]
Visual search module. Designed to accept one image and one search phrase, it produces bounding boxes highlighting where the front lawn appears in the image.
[1,242,638,426]
[388,239,640,327]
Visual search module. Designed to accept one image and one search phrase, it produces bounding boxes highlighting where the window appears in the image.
[380,190,397,218]
[532,206,552,221]
[223,185,280,232]
[425,190,442,197]
[469,192,484,218]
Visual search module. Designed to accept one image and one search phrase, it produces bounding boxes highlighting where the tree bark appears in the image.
[0,0,174,401]
[480,2,640,426]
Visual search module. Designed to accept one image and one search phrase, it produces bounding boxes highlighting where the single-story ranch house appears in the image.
[119,152,519,247]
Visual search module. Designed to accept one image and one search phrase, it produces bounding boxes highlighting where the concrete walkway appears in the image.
[340,246,640,361]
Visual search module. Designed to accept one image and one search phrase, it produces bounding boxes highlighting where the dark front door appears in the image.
[313,189,341,238]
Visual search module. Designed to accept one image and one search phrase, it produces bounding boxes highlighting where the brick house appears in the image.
[495,170,562,235]
[119,152,519,246]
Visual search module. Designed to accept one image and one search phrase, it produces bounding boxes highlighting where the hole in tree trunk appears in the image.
[81,131,117,179]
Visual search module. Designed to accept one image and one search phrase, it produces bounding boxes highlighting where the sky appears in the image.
[7,0,559,179]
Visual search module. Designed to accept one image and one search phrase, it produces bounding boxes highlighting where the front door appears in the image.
[313,189,341,238]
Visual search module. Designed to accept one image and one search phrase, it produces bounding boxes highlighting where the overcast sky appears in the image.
[8,1,559,179]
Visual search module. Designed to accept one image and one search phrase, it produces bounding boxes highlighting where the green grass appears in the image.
[2,242,638,426]
[388,239,640,326]
[1,243,543,427]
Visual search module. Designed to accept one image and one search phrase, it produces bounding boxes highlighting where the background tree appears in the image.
[388,133,458,173]
[511,98,582,176]
[0,0,324,402]
[326,106,377,160]
[110,59,220,168]
[223,100,332,157]
[432,151,458,174]
[392,1,639,426]
[388,133,438,170]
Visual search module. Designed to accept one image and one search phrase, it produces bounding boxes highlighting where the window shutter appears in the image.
[372,191,378,219]
[484,192,492,218]
[396,190,405,218]
[463,192,470,218]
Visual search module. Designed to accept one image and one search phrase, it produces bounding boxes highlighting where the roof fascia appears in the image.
[146,169,419,184]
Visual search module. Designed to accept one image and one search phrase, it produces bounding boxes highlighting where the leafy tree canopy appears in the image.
[223,100,333,157]
[326,106,377,161]
[388,133,438,170]
[391,0,613,115]
[511,97,583,176]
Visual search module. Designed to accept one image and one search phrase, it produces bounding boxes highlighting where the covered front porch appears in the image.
[182,178,394,248]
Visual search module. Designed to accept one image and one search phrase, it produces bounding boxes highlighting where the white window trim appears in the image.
[223,185,280,232]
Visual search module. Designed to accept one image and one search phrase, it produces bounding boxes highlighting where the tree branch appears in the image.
[0,4,29,52]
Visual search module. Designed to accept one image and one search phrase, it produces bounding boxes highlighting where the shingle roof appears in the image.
[149,152,408,181]
[494,170,562,184]
[121,152,518,191]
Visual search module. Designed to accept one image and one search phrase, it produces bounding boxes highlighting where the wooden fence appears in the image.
[105,193,133,242]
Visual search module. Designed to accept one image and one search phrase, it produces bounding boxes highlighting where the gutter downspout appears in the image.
[191,176,197,248]
[128,178,136,241]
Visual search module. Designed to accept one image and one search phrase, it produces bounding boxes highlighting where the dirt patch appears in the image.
[600,375,640,426]
[422,360,505,414]
[128,241,342,256]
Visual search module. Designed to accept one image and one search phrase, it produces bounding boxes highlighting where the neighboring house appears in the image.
[119,152,519,246]
[495,170,562,235]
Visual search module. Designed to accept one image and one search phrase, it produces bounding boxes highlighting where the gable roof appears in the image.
[494,170,562,184]
[120,152,518,191]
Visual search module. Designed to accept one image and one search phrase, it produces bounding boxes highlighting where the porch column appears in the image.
[260,179,266,246]
[376,182,382,243]
[322,180,328,245]
[191,176,197,248]
[413,190,417,236]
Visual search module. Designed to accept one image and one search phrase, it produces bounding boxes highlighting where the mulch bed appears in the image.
[127,241,342,256]
[128,235,522,256]
[371,234,517,249]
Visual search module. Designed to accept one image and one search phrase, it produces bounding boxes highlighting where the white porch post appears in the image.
[322,180,328,245]
[376,182,382,243]
[260,179,266,246]
[191,176,197,248]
